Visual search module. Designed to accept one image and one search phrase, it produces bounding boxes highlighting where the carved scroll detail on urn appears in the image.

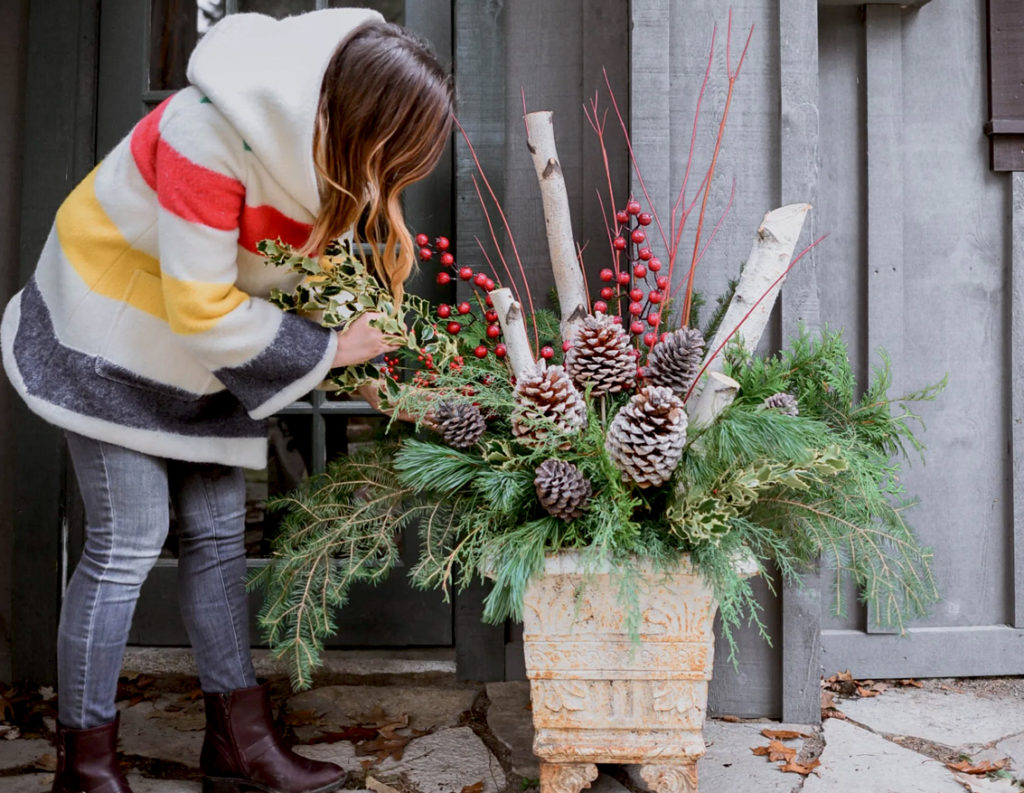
[540,762,599,793]
[639,763,698,793]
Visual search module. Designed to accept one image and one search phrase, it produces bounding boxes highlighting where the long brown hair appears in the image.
[307,21,454,307]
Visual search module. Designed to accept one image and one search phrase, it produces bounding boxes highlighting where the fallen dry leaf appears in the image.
[34,753,57,772]
[897,679,923,688]
[752,740,797,763]
[779,758,821,775]
[761,728,810,741]
[946,759,1008,775]
[855,685,880,698]
[283,709,323,727]
[461,782,485,793]
[720,715,742,723]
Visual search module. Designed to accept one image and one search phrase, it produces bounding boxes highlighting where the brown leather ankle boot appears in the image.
[201,683,345,793]
[52,715,133,793]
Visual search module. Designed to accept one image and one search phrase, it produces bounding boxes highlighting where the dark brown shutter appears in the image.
[988,0,1024,171]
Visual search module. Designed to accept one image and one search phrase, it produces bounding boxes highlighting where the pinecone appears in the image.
[434,401,486,448]
[564,313,636,397]
[534,459,592,520]
[511,361,586,448]
[763,392,799,416]
[605,385,688,488]
[645,327,706,396]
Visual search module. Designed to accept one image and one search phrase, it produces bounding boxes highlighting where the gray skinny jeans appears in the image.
[59,431,257,729]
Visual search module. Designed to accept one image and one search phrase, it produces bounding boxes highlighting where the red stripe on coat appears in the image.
[129,95,173,192]
[155,137,245,232]
[238,205,313,253]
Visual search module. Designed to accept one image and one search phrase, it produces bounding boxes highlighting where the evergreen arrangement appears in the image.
[251,21,944,690]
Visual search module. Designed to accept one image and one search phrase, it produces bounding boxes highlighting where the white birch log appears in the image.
[525,111,589,343]
[687,371,740,430]
[702,203,811,376]
[489,287,534,379]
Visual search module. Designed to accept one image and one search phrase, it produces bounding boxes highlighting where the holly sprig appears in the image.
[260,238,458,395]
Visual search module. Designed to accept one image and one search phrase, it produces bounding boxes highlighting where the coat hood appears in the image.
[187,8,385,216]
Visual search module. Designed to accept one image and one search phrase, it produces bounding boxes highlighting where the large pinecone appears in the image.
[564,313,636,397]
[645,327,706,397]
[534,459,592,521]
[511,361,586,448]
[763,392,799,416]
[434,401,486,448]
[606,385,688,488]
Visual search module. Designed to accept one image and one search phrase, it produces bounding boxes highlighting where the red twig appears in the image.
[584,96,622,276]
[474,235,516,297]
[682,14,755,326]
[456,117,539,349]
[683,233,829,403]
[682,177,736,296]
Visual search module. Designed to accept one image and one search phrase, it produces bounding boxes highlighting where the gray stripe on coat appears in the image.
[14,279,265,439]
[212,311,332,413]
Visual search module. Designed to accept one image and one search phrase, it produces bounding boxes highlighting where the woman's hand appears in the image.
[332,312,402,368]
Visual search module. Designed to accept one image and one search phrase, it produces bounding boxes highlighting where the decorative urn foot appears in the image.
[539,762,599,793]
[639,762,699,793]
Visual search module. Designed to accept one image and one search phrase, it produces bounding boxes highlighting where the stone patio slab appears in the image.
[801,717,964,793]
[286,685,480,741]
[124,775,202,793]
[117,695,204,767]
[0,773,51,792]
[995,732,1024,770]
[837,688,1024,751]
[0,738,52,772]
[371,726,505,793]
[485,681,537,777]
[292,739,366,776]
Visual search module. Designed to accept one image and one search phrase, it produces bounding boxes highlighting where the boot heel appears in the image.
[202,777,250,793]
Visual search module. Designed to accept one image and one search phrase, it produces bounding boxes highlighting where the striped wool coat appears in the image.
[1,8,383,468]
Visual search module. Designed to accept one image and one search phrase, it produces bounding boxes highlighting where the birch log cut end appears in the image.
[688,371,740,430]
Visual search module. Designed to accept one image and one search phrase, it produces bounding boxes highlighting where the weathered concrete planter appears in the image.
[522,552,739,793]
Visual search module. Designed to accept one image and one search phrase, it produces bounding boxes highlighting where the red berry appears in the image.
[419,247,433,261]
[660,332,669,342]
[612,315,623,324]
[562,340,573,352]
[436,236,450,250]
[647,312,661,326]
[599,268,615,282]
[457,301,472,315]
[629,288,644,302]
[630,320,645,335]
[615,210,629,225]
[593,300,608,313]
[437,304,452,318]
[540,346,554,359]
[436,272,451,285]
[600,287,614,300]
[626,199,642,215]
[485,278,496,291]
[446,321,461,334]
[459,266,473,280]
[638,212,653,226]
[617,272,631,285]
[485,295,494,307]
[644,332,657,346]
[638,248,653,261]
[629,301,644,316]
[474,273,488,287]
[486,324,501,339]
[656,275,669,290]
[415,233,430,246]
[632,348,642,358]
[613,236,628,251]
[485,310,499,323]
[474,345,488,359]
[648,257,662,272]
[440,252,455,266]
[495,344,507,358]
[633,264,648,279]
[649,291,663,304]
[631,228,646,244]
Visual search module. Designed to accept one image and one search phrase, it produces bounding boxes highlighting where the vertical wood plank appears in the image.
[1012,172,1024,628]
[865,4,904,635]
[455,580,505,681]
[13,0,100,685]
[779,0,823,725]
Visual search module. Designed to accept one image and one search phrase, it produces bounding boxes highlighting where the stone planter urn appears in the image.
[522,552,745,793]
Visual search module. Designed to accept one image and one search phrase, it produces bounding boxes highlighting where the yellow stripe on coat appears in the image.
[55,165,249,335]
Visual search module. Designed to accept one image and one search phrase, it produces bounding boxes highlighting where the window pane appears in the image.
[237,0,315,15]
[327,0,403,24]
